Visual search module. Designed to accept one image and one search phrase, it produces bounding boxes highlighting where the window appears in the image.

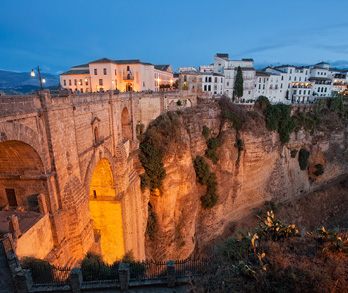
[215,77,217,83]
[227,82,229,86]
[304,90,306,95]
[293,90,297,94]
[275,85,278,89]
[270,84,273,89]
[290,69,292,74]
[85,79,88,85]
[259,84,261,89]
[308,90,310,94]
[63,80,66,86]
[184,75,187,82]
[209,77,212,82]
[263,85,265,89]
[259,78,261,82]
[5,189,17,206]
[294,76,297,81]
[299,90,302,95]
[99,79,103,86]
[299,77,301,81]
[143,82,145,87]
[205,77,208,82]
[306,70,308,75]
[80,79,82,85]
[80,89,83,93]
[74,79,77,85]
[281,76,284,80]
[208,85,211,91]
[127,66,130,71]
[94,69,97,75]
[281,84,283,88]
[69,80,71,86]
[221,78,223,83]
[204,85,207,91]
[289,76,291,80]
[325,87,327,92]
[115,69,117,75]
[103,68,107,75]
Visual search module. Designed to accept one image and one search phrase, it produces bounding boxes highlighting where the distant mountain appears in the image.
[0,70,60,95]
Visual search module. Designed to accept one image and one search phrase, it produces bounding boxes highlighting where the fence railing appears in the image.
[30,264,71,285]
[175,258,207,278]
[29,258,208,286]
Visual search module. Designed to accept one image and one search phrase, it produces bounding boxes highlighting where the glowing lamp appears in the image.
[42,78,46,83]
[31,71,35,77]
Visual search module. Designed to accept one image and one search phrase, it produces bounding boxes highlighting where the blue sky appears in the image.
[1,0,348,74]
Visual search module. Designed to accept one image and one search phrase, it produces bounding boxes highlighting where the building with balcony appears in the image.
[60,58,173,93]
[154,65,174,91]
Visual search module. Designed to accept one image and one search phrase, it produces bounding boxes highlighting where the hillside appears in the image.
[0,70,59,94]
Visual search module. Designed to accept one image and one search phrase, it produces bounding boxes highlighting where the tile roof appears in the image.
[154,65,170,71]
[88,58,153,65]
[60,69,90,75]
[71,63,89,69]
[216,53,229,59]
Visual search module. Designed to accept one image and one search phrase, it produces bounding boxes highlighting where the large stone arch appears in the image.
[84,146,117,198]
[0,139,48,210]
[0,122,49,173]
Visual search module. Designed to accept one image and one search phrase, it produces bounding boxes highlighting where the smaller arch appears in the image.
[121,107,132,141]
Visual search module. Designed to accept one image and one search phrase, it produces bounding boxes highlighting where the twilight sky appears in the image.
[1,0,348,74]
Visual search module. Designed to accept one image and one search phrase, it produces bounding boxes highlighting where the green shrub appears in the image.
[291,149,298,158]
[193,156,219,209]
[81,252,113,281]
[202,125,210,140]
[254,96,270,112]
[146,203,158,240]
[177,100,182,106]
[298,148,310,170]
[205,137,221,164]
[139,143,166,191]
[264,103,295,143]
[313,164,324,176]
[293,112,318,135]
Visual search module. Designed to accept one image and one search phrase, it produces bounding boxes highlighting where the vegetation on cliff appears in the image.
[146,203,158,240]
[138,112,182,192]
[299,148,310,171]
[196,211,348,292]
[193,156,218,209]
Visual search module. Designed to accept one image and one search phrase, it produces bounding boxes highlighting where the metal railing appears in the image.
[129,260,167,281]
[175,258,207,278]
[30,264,71,285]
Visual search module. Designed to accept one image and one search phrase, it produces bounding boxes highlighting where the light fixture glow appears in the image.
[31,71,35,77]
[42,78,46,83]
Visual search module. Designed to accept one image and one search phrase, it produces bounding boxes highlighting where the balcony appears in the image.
[123,74,134,81]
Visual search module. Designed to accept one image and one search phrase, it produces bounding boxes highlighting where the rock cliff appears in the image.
[141,99,348,260]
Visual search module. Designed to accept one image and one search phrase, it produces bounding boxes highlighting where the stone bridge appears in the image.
[0,90,197,266]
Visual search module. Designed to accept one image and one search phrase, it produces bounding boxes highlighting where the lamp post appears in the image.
[30,66,46,90]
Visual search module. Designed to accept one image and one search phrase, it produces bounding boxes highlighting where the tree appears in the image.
[234,66,244,101]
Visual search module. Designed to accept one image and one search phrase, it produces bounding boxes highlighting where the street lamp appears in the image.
[30,66,46,90]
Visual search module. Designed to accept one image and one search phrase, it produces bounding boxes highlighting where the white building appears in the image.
[202,72,225,95]
[213,54,256,101]
[60,58,173,93]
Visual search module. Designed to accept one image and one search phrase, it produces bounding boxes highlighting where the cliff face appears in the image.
[144,99,348,260]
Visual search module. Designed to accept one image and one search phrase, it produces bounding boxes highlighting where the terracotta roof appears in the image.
[60,69,90,75]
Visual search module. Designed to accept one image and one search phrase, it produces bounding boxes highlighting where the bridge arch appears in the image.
[85,149,125,264]
[121,107,132,141]
[0,140,48,210]
[0,122,49,173]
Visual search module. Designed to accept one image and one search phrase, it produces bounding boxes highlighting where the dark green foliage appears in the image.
[205,137,221,164]
[81,252,112,281]
[138,112,182,191]
[234,139,244,161]
[219,96,246,131]
[193,156,219,209]
[254,96,270,112]
[0,232,4,239]
[313,164,324,176]
[21,257,51,270]
[139,143,166,191]
[264,103,295,143]
[202,125,210,140]
[290,149,298,158]
[146,203,158,240]
[298,148,310,170]
[177,100,182,106]
[329,92,344,113]
[234,66,244,98]
[293,112,318,135]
